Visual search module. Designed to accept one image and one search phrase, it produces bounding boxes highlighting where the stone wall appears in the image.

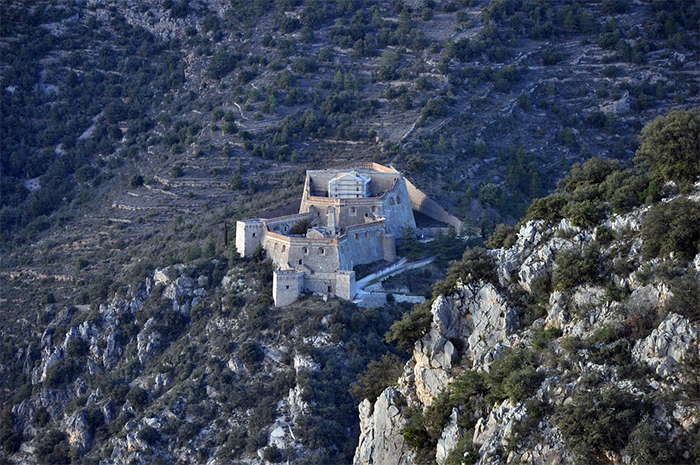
[337,222,390,270]
[405,178,463,234]
[235,219,265,258]
[264,212,316,235]
[335,270,356,301]
[273,270,304,307]
[265,232,341,273]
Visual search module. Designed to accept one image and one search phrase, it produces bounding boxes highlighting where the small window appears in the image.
[286,285,290,289]
[389,198,395,205]
[396,196,401,204]
[274,243,278,251]
[327,285,332,293]
[252,232,256,237]
[319,247,325,255]
[354,233,359,240]
[365,232,370,239]
[364,213,369,218]
[303,247,308,254]
[282,245,286,252]
[299,259,302,265]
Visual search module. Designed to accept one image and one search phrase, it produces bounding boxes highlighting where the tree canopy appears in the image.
[634,107,700,190]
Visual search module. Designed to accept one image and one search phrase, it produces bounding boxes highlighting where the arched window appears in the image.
[389,198,395,205]
[396,196,401,204]
[282,245,286,252]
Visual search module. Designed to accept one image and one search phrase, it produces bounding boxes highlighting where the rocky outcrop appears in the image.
[412,282,517,405]
[354,387,413,465]
[436,409,463,465]
[354,190,700,465]
[473,400,527,463]
[633,312,700,378]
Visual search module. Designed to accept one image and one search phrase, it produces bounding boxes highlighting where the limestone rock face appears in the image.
[436,409,463,465]
[632,312,700,377]
[411,282,516,405]
[473,400,527,463]
[353,194,700,465]
[66,411,93,454]
[353,387,413,465]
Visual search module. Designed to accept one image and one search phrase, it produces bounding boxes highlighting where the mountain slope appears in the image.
[355,109,700,465]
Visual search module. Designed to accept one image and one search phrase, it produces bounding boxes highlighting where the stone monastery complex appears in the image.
[236,163,462,306]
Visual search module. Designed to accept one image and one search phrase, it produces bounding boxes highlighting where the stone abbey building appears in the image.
[236,163,462,306]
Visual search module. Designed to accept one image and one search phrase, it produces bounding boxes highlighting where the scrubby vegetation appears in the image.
[524,108,699,234]
[394,109,700,464]
[0,0,698,462]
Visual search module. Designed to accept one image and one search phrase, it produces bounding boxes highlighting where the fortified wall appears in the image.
[236,163,457,306]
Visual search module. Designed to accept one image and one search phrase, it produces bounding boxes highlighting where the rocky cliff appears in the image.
[354,175,700,464]
[2,256,413,464]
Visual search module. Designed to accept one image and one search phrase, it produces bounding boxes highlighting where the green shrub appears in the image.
[642,198,700,261]
[385,301,432,353]
[552,245,603,291]
[531,326,562,349]
[525,193,568,223]
[432,247,499,298]
[349,353,404,402]
[555,387,651,462]
[403,407,431,450]
[36,430,70,464]
[623,418,675,465]
[558,157,619,195]
[239,341,265,366]
[32,406,51,427]
[44,358,81,388]
[487,347,544,404]
[140,425,161,446]
[126,386,149,410]
[445,435,480,465]
[634,108,700,191]
[562,199,602,228]
[485,223,517,249]
[664,272,700,323]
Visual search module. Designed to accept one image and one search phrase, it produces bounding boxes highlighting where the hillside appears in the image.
[356,108,700,465]
[0,0,699,464]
